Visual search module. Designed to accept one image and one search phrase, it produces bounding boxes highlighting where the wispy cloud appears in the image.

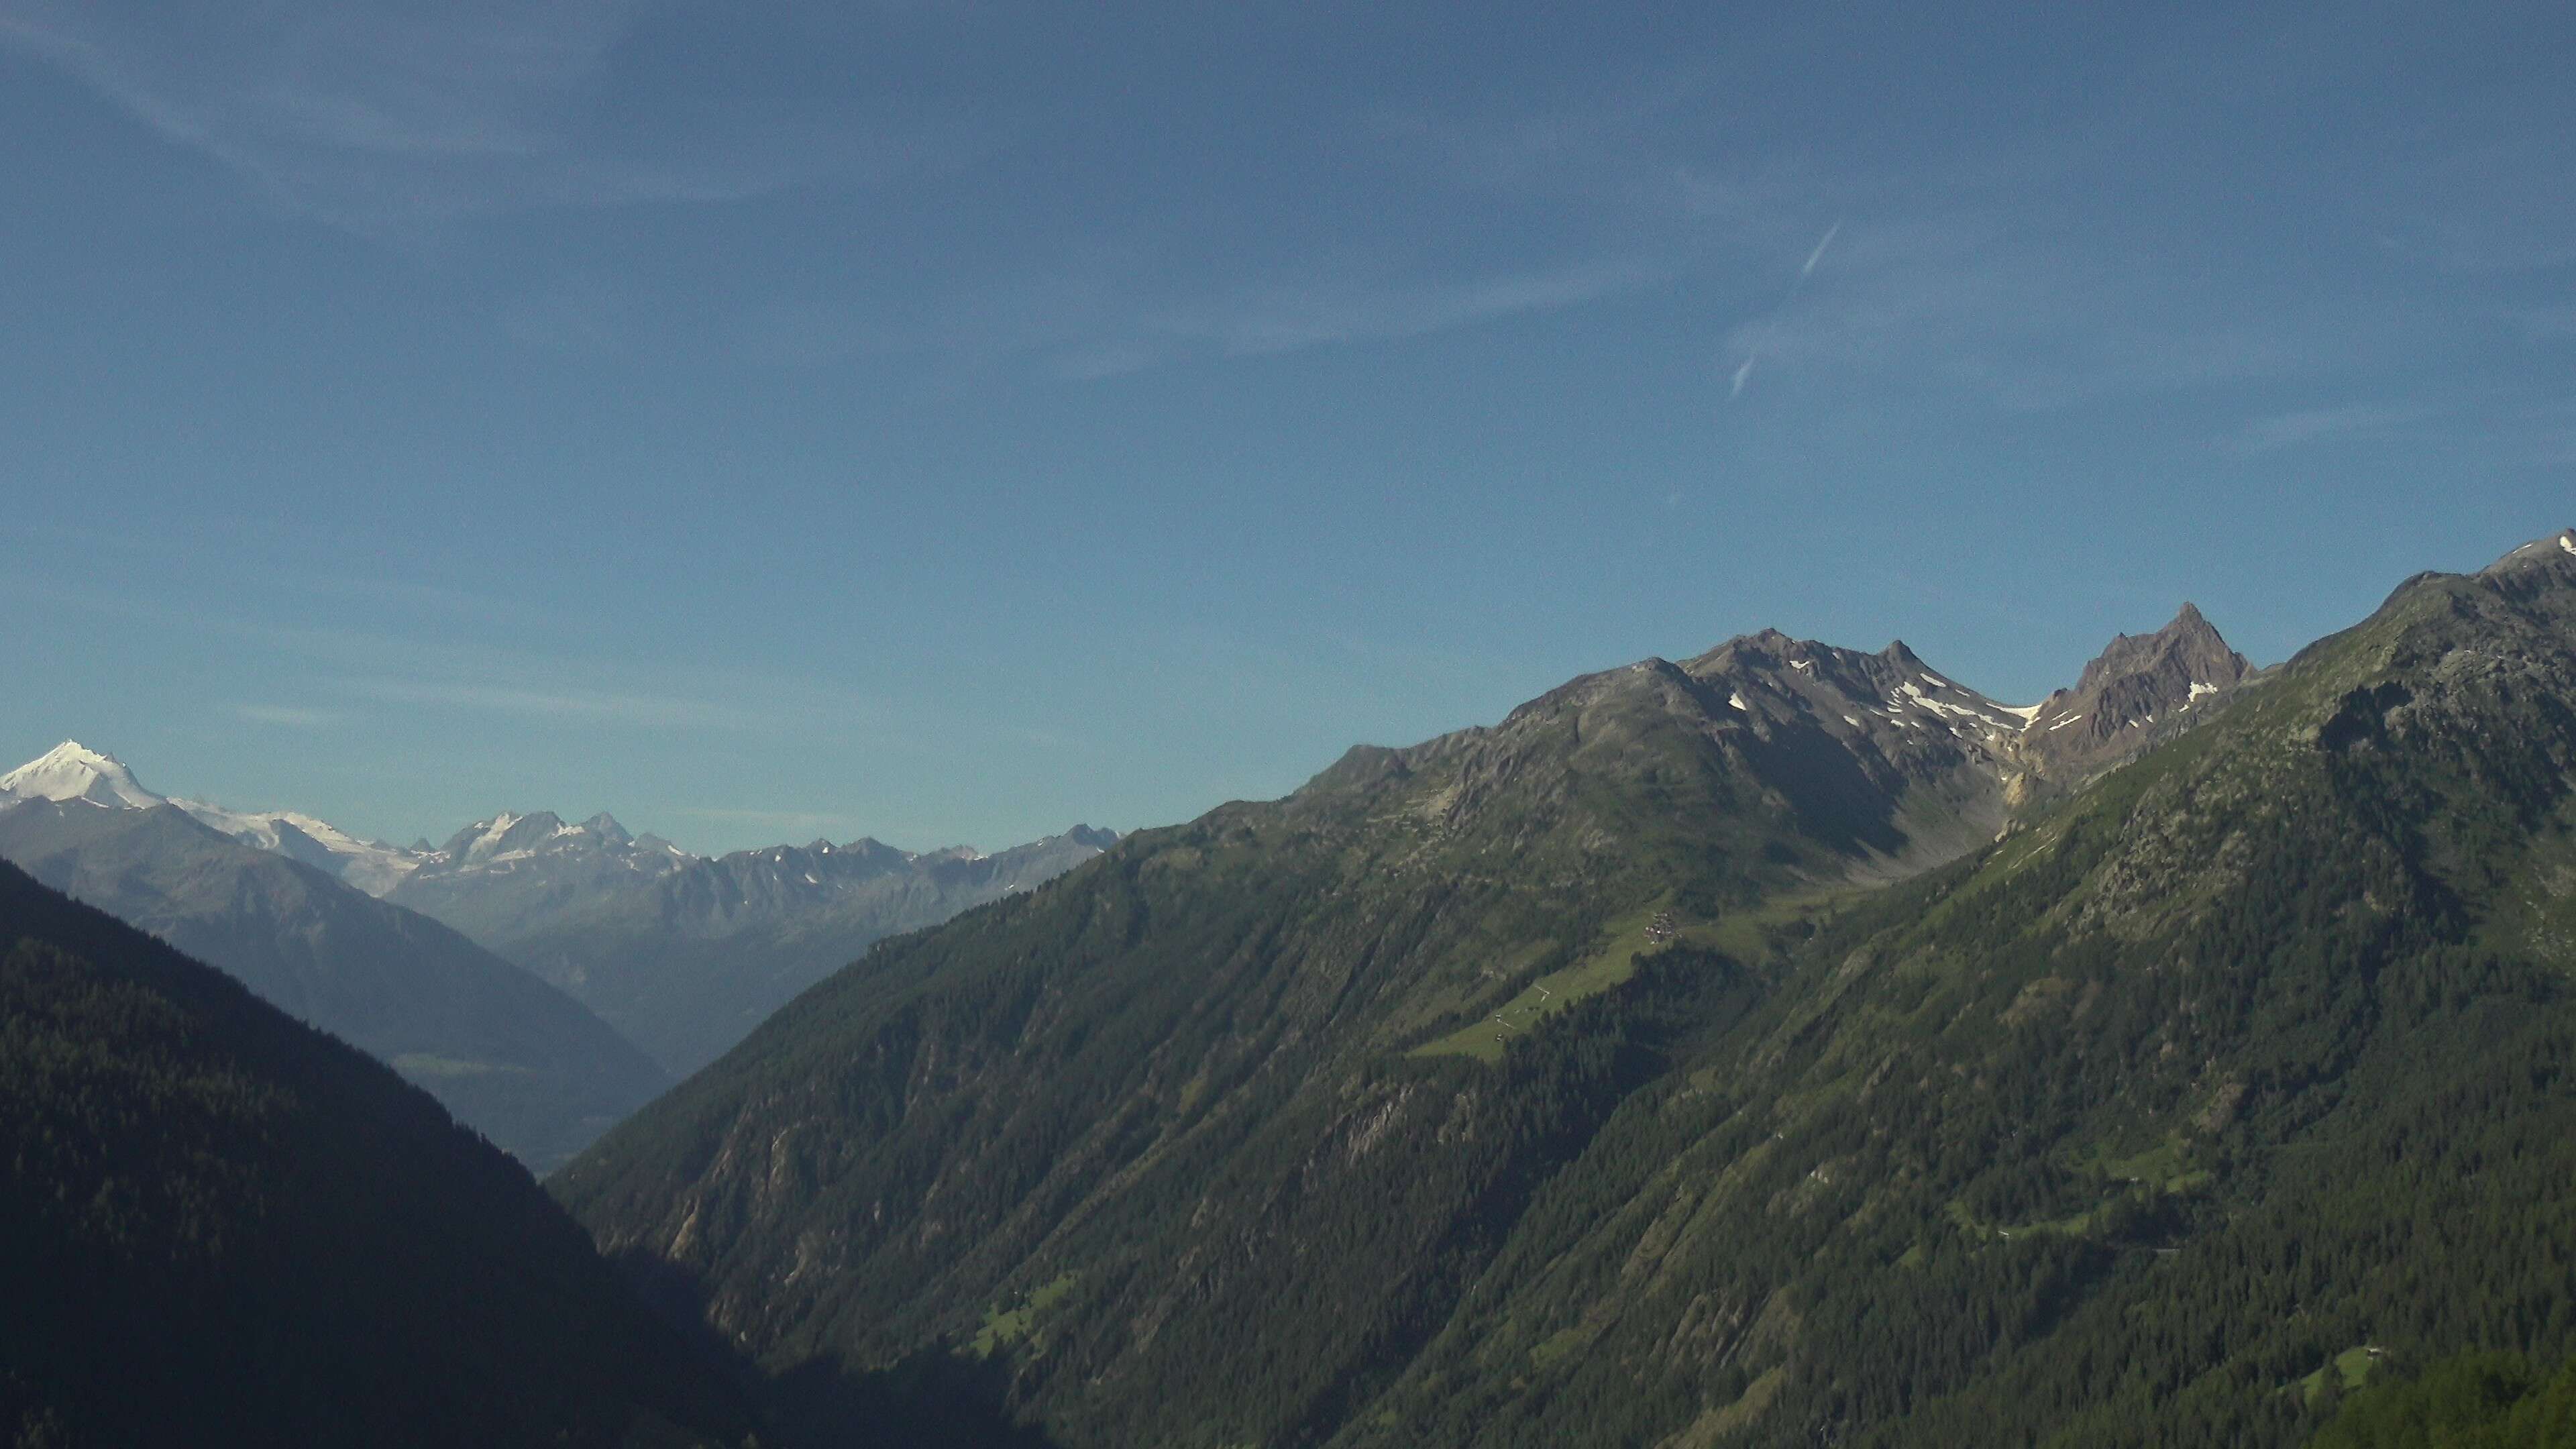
[1410,73,2317,414]
[341,676,768,730]
[292,575,566,631]
[1215,261,1656,357]
[1053,339,1169,382]
[1708,209,2320,411]
[0,1,965,234]
[0,566,881,739]
[227,702,343,728]
[720,252,1666,379]
[2230,403,2426,453]
[1375,70,1849,251]
[1377,78,2360,414]
[1053,260,1659,377]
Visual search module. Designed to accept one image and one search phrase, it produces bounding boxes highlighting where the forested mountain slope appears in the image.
[1331,533,2576,1448]
[555,625,2145,1443]
[2306,1352,2576,1447]
[562,529,2576,1448]
[0,800,668,1169]
[0,859,763,1448]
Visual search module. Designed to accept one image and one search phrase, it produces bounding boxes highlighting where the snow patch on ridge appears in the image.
[176,798,425,892]
[1897,682,2012,727]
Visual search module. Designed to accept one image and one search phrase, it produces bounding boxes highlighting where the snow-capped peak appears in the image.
[0,742,435,892]
[0,741,166,810]
[421,808,702,875]
[171,797,429,894]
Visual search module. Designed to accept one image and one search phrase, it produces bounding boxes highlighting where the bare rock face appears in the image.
[2013,603,2253,784]
[1674,630,2033,877]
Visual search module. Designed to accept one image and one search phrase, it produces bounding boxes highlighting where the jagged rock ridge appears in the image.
[2011,602,2257,789]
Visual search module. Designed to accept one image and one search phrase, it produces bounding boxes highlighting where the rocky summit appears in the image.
[2012,602,2258,789]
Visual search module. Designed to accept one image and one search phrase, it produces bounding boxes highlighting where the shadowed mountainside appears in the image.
[0,858,762,1448]
[0,800,667,1169]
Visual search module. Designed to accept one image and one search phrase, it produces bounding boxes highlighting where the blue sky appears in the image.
[3,0,2571,854]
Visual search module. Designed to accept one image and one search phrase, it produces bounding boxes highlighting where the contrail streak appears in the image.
[1730,218,1843,402]
[1800,221,1841,278]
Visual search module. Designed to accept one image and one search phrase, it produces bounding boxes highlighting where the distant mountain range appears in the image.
[559,530,2576,1449]
[0,742,435,896]
[386,814,1117,1074]
[0,747,666,1169]
[0,740,1116,1143]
